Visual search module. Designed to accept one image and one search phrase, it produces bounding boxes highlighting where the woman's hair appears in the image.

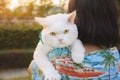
[68,0,119,48]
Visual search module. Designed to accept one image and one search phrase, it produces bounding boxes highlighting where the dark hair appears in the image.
[68,0,119,48]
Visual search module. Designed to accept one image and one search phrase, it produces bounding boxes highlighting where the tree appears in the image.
[0,0,12,18]
[0,0,6,17]
[28,0,64,17]
[58,0,69,9]
[101,50,117,80]
[39,0,53,6]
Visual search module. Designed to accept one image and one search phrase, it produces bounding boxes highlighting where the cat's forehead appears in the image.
[42,23,71,34]
[45,24,69,32]
[44,14,69,28]
[41,12,76,32]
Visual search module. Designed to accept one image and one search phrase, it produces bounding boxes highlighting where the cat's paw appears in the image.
[44,71,61,80]
[72,57,84,64]
[72,54,84,64]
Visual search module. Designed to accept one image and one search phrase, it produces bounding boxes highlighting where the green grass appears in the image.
[0,48,34,69]
[9,76,32,80]
[0,75,32,80]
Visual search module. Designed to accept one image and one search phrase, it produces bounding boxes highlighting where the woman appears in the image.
[66,0,120,80]
[68,0,119,49]
[30,0,120,80]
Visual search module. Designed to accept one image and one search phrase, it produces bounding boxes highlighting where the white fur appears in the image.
[33,41,61,80]
[71,39,85,63]
[33,11,85,80]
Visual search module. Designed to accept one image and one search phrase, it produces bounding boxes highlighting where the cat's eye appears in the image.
[50,32,56,36]
[64,29,69,34]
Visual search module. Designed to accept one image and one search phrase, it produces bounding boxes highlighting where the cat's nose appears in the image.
[58,39,63,42]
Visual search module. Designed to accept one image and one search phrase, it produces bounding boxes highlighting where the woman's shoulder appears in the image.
[109,47,119,54]
[85,47,120,57]
[84,47,120,68]
[111,47,120,54]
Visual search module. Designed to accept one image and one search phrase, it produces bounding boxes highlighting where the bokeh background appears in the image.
[0,0,120,80]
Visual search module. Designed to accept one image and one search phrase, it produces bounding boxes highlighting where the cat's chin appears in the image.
[45,41,69,48]
[51,45,69,48]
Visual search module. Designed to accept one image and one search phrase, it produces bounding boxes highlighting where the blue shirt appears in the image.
[31,47,120,80]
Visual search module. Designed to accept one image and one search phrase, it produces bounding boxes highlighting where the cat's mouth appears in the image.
[56,42,69,48]
[59,41,64,44]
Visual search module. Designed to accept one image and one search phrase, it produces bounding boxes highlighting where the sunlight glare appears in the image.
[9,0,69,11]
[35,0,40,5]
[9,0,19,11]
[52,0,59,5]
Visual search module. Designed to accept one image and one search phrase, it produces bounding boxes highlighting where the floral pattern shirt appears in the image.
[31,46,120,80]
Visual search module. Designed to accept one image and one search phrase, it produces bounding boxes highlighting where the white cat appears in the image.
[32,11,85,80]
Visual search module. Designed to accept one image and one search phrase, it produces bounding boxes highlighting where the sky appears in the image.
[9,0,61,11]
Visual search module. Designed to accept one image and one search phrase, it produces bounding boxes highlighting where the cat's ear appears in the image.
[68,11,76,23]
[34,17,47,28]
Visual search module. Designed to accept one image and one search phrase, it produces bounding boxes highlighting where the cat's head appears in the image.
[35,11,78,48]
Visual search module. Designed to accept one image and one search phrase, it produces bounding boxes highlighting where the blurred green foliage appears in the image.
[0,0,65,18]
[0,49,33,69]
[5,75,32,80]
[0,23,42,50]
[12,5,64,17]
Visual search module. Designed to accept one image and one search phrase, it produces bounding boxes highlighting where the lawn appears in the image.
[0,76,32,80]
